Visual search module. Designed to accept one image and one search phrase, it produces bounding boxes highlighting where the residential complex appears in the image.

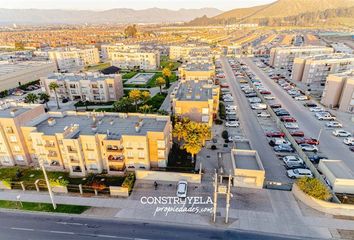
[178,62,215,81]
[0,103,171,176]
[0,60,57,91]
[169,45,210,61]
[321,70,354,112]
[40,72,124,102]
[171,80,219,126]
[269,46,334,69]
[291,53,354,85]
[48,47,100,71]
[101,44,160,70]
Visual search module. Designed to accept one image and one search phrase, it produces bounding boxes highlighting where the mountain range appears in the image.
[0,8,223,25]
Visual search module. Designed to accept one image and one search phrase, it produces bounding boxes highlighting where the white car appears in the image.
[176,180,188,198]
[283,156,304,165]
[294,95,308,101]
[257,111,270,118]
[223,97,234,102]
[251,103,267,110]
[226,105,237,111]
[310,107,324,112]
[264,95,275,100]
[226,110,237,115]
[332,130,351,137]
[248,97,262,103]
[284,122,299,129]
[299,144,318,152]
[344,137,354,146]
[287,169,313,179]
[318,115,336,121]
[226,121,240,127]
[326,121,342,128]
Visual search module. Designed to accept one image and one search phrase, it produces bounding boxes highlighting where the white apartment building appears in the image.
[41,72,124,102]
[291,53,354,85]
[169,45,211,61]
[48,47,100,71]
[269,46,334,69]
[101,44,160,70]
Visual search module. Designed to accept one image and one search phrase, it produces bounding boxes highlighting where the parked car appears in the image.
[350,146,354,152]
[264,95,275,100]
[270,103,282,109]
[308,155,328,164]
[304,103,317,108]
[326,121,342,128]
[225,121,240,127]
[299,144,318,152]
[226,110,237,115]
[260,90,271,95]
[294,95,308,101]
[251,103,267,110]
[257,111,270,118]
[269,138,291,146]
[275,109,290,116]
[280,116,297,122]
[266,131,285,138]
[274,144,294,152]
[176,180,188,198]
[332,130,351,137]
[289,130,305,137]
[283,156,304,166]
[62,98,69,103]
[245,92,257,98]
[287,169,313,179]
[318,114,336,121]
[344,137,354,146]
[284,122,299,129]
[310,107,324,112]
[295,138,319,145]
[226,105,237,111]
[248,97,262,103]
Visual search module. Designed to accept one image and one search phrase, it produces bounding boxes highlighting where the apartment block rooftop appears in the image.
[182,62,214,71]
[300,53,354,62]
[274,45,333,51]
[45,72,118,82]
[174,80,216,101]
[0,60,54,77]
[35,112,168,139]
[0,104,32,118]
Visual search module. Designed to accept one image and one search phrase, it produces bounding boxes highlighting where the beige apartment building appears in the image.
[41,72,124,102]
[101,44,160,70]
[169,45,210,61]
[0,103,171,176]
[291,54,354,85]
[321,70,354,112]
[48,47,100,71]
[171,80,220,126]
[269,46,334,69]
[178,62,215,81]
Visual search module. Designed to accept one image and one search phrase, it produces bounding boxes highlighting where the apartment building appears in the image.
[269,46,334,69]
[321,70,354,112]
[101,44,160,70]
[0,104,45,166]
[48,47,100,71]
[171,80,220,126]
[291,54,354,85]
[178,62,215,81]
[0,103,172,176]
[169,45,210,61]
[41,72,124,102]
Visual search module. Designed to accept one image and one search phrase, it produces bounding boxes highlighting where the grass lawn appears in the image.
[85,62,111,71]
[124,71,177,88]
[160,56,181,71]
[0,200,89,214]
[145,92,167,110]
[122,71,138,79]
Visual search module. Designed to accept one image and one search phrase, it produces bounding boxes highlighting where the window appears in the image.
[5,127,13,133]
[138,151,145,158]
[13,145,21,152]
[0,156,11,163]
[202,108,209,114]
[87,152,96,160]
[157,140,165,149]
[9,136,17,143]
[14,155,24,161]
[158,150,165,158]
[127,151,133,157]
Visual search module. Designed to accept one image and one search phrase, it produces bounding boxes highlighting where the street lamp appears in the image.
[40,163,57,210]
[316,127,323,151]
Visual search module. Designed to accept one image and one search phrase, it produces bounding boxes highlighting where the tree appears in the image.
[155,77,166,94]
[139,104,152,114]
[113,97,132,112]
[141,91,151,102]
[182,134,203,162]
[24,93,38,104]
[49,82,60,109]
[38,92,50,109]
[162,68,172,88]
[129,89,142,111]
[124,25,138,38]
[297,177,331,201]
[172,122,185,141]
[198,123,211,146]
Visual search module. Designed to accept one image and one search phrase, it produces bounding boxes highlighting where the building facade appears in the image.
[171,80,219,126]
[178,62,215,81]
[41,72,124,102]
[321,70,354,112]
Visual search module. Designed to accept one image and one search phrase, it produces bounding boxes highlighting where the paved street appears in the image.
[242,57,354,170]
[220,57,291,183]
[0,211,304,240]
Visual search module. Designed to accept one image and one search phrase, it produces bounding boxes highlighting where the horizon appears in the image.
[0,0,276,11]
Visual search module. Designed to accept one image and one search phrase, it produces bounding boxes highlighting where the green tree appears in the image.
[124,25,138,38]
[297,177,331,201]
[162,68,172,88]
[49,82,60,109]
[129,89,142,111]
[139,104,152,114]
[24,93,38,104]
[172,122,185,141]
[38,92,50,109]
[155,77,166,94]
[113,97,132,112]
[141,91,151,102]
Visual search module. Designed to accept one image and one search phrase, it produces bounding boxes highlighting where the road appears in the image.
[220,57,291,183]
[242,57,354,169]
[0,211,301,240]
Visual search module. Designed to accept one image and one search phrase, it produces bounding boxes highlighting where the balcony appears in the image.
[108,155,124,162]
[106,146,123,152]
[109,164,125,172]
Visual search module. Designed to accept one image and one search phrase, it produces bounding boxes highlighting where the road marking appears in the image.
[11,227,34,231]
[56,221,85,226]
[96,234,121,238]
[49,230,75,234]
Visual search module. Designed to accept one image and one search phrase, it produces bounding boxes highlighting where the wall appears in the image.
[109,186,129,197]
[292,184,354,217]
[135,170,201,183]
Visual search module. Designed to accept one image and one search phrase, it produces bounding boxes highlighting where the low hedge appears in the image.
[122,173,135,193]
[297,177,331,201]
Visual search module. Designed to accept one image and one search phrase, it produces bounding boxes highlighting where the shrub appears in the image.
[0,178,12,189]
[222,130,229,140]
[91,182,106,191]
[219,102,226,120]
[214,119,223,125]
[297,177,331,201]
[122,173,135,193]
[50,178,69,187]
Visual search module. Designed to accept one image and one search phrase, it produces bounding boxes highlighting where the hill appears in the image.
[0,8,223,25]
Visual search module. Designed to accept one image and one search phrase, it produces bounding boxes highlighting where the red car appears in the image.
[266,131,285,138]
[289,130,305,137]
[260,90,271,95]
[280,116,297,122]
[295,137,320,145]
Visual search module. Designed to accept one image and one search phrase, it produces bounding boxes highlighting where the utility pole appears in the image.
[213,170,218,223]
[41,163,57,210]
[317,127,323,151]
[225,173,232,224]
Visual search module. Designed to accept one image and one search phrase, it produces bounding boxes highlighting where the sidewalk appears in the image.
[1,182,354,239]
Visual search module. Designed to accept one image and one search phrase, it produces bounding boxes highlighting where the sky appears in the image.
[0,0,276,11]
